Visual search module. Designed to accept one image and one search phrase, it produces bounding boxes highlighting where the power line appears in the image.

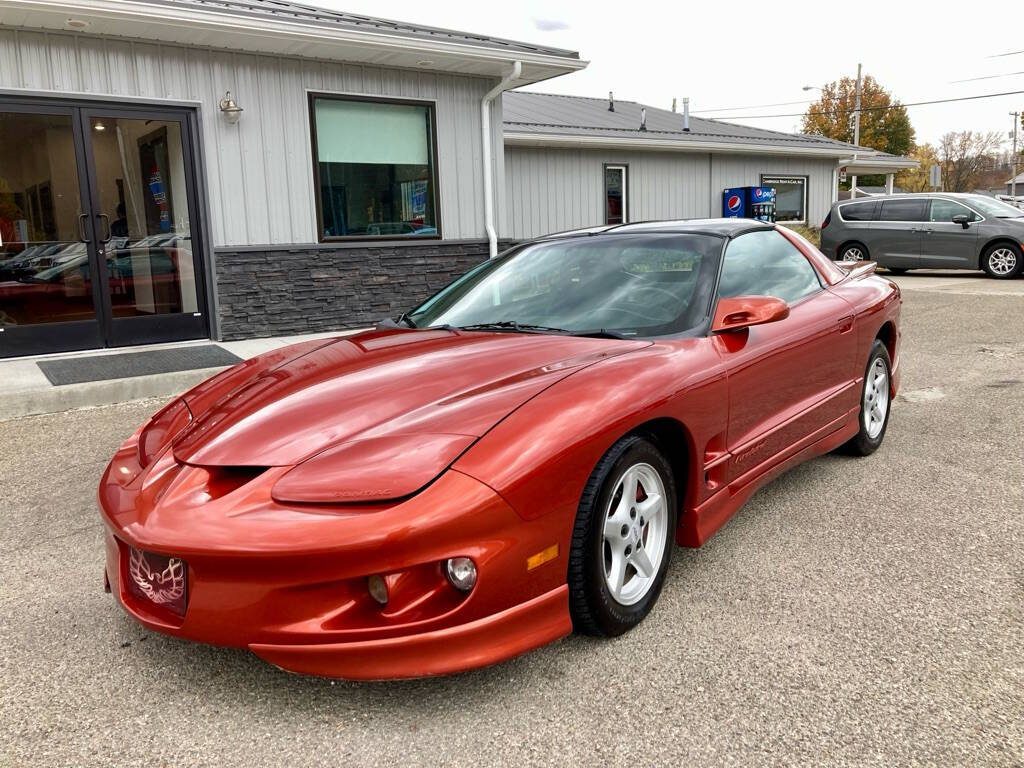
[690,98,814,114]
[950,70,1024,84]
[988,49,1024,58]
[703,89,1024,120]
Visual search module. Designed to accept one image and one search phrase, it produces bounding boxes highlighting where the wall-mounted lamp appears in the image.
[219,90,243,124]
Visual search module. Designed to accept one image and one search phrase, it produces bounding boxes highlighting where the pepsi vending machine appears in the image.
[722,186,776,222]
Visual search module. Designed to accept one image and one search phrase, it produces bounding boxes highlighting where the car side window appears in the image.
[878,199,926,222]
[718,230,822,305]
[840,201,877,221]
[929,199,980,223]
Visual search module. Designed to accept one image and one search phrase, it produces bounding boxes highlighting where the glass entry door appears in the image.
[0,100,208,358]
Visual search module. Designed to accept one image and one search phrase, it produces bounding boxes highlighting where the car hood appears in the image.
[172,329,650,467]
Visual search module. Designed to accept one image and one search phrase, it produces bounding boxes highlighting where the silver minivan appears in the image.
[819,193,1024,279]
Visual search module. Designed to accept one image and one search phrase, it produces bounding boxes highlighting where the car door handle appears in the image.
[838,315,854,334]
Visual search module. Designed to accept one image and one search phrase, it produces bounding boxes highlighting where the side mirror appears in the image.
[951,214,970,229]
[713,295,790,333]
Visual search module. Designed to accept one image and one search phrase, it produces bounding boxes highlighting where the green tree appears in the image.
[802,74,915,186]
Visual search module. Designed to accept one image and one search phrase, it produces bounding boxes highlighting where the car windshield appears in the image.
[965,196,1024,218]
[407,233,723,337]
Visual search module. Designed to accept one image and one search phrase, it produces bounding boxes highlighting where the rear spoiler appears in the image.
[834,260,877,281]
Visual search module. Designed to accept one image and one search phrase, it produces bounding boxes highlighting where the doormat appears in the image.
[37,345,242,386]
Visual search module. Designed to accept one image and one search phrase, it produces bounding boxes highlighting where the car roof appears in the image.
[835,192,987,206]
[534,218,774,241]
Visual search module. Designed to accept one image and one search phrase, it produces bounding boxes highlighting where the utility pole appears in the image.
[1012,111,1020,202]
[850,63,863,200]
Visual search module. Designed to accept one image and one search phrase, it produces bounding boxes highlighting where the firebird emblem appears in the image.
[129,549,185,605]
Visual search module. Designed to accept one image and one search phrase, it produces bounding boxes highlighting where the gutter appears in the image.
[503,131,874,160]
[482,61,522,258]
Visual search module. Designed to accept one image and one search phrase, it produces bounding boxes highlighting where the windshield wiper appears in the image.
[458,321,569,334]
[458,321,628,339]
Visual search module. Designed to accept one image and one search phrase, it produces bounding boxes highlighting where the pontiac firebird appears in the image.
[98,219,901,680]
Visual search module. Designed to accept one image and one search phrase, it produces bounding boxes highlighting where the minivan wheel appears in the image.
[838,243,868,262]
[981,243,1023,279]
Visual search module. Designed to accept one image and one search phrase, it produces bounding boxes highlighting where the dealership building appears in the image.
[0,0,912,359]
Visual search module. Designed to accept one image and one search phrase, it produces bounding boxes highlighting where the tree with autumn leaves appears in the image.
[801,73,1015,193]
[801,75,915,169]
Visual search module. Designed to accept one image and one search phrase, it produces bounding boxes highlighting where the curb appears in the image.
[0,366,230,421]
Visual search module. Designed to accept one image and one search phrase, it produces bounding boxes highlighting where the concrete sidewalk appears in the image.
[0,330,361,421]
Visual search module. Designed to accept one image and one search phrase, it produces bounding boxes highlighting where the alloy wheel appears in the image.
[988,248,1017,276]
[843,246,864,262]
[601,462,668,606]
[863,357,889,439]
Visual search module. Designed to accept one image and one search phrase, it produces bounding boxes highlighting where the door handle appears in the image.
[78,213,91,243]
[97,213,111,243]
[838,315,854,334]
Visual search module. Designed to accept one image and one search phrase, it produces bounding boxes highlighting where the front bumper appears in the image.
[250,585,570,680]
[100,443,573,679]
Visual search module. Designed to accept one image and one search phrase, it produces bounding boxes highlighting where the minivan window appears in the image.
[929,199,979,223]
[878,199,926,222]
[718,230,821,305]
[840,201,877,221]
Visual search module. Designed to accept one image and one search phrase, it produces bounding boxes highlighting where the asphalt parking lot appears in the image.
[2,270,1022,767]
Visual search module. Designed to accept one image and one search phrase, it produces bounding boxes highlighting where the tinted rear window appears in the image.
[878,199,926,222]
[840,201,877,221]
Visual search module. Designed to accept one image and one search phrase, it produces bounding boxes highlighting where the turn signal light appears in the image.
[445,557,477,592]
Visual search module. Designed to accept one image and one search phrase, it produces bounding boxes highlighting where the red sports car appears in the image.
[99,219,901,679]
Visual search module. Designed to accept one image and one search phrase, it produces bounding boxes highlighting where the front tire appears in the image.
[841,339,892,456]
[568,436,675,637]
[981,243,1022,279]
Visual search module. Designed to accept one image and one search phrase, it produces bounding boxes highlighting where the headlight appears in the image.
[137,398,192,468]
[270,433,475,505]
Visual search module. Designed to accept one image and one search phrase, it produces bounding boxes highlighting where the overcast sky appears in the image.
[318,0,1024,150]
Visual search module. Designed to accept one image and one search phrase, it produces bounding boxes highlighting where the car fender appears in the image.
[453,338,728,548]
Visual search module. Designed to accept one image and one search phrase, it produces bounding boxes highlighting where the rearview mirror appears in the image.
[712,295,790,333]
[951,214,971,229]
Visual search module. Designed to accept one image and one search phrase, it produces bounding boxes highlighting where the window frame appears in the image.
[715,228,824,310]
[307,91,443,243]
[604,163,629,225]
[761,174,809,224]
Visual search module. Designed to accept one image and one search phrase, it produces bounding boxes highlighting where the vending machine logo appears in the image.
[726,195,743,213]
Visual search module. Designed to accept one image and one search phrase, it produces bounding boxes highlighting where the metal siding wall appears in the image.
[505,147,837,239]
[504,146,711,239]
[0,28,496,246]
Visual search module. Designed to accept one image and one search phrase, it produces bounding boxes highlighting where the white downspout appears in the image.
[482,61,522,258]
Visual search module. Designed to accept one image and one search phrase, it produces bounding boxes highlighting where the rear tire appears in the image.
[838,242,868,262]
[886,268,908,275]
[840,339,892,456]
[568,435,675,637]
[981,243,1022,279]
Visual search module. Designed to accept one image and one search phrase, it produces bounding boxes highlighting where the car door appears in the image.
[920,198,980,268]
[714,230,859,483]
[872,198,927,269]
